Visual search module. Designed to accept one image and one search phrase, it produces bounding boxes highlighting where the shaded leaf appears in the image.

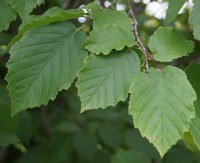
[0,0,16,32]
[98,123,122,149]
[0,86,18,146]
[7,0,44,19]
[77,50,140,111]
[73,131,97,161]
[111,149,151,163]
[185,63,200,101]
[9,7,85,47]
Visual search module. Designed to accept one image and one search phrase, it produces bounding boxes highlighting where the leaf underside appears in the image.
[129,66,196,156]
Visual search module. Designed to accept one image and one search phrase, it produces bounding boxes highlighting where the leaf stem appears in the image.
[126,0,161,72]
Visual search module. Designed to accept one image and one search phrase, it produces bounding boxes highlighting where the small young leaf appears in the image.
[9,7,85,47]
[84,9,135,55]
[0,0,16,32]
[189,0,200,40]
[7,0,44,19]
[166,0,186,23]
[111,149,151,163]
[77,50,140,111]
[148,27,194,62]
[129,66,196,157]
[6,22,87,116]
[84,25,136,55]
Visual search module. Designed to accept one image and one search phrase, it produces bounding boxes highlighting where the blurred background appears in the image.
[1,0,200,162]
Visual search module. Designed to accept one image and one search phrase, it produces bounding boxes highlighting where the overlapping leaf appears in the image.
[7,0,44,19]
[6,22,88,116]
[91,9,133,30]
[0,0,16,32]
[185,64,200,149]
[166,0,186,23]
[183,100,200,152]
[0,86,18,146]
[9,7,85,47]
[84,25,135,55]
[84,9,135,55]
[77,50,140,111]
[189,0,200,40]
[129,66,196,156]
[111,149,151,163]
[148,27,194,62]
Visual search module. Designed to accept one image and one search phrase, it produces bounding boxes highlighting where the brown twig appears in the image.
[127,0,161,72]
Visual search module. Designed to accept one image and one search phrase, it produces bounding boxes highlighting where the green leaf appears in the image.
[56,122,80,133]
[0,86,16,131]
[84,25,136,55]
[9,7,85,47]
[0,127,19,147]
[91,9,133,31]
[0,86,18,146]
[98,123,122,148]
[166,0,186,23]
[124,129,161,162]
[111,149,151,163]
[73,131,97,161]
[129,66,196,157]
[182,100,200,151]
[185,63,200,101]
[7,0,44,19]
[6,22,87,116]
[77,50,140,111]
[164,146,196,163]
[182,132,199,152]
[189,0,200,40]
[83,9,135,55]
[148,27,194,62]
[188,118,200,150]
[0,0,16,32]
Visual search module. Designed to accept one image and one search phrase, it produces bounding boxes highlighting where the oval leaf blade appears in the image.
[129,66,196,156]
[6,22,87,116]
[77,50,140,111]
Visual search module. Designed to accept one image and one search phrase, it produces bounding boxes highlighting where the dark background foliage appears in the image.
[0,0,200,162]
